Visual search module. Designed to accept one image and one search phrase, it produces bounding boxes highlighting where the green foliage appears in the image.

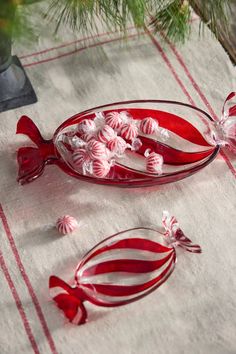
[151,1,191,43]
[0,0,232,44]
[45,0,149,34]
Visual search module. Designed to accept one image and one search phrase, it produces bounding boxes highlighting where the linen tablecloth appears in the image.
[0,10,236,354]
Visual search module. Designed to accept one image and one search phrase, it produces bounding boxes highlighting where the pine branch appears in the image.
[44,0,150,33]
[0,0,232,45]
[150,0,191,43]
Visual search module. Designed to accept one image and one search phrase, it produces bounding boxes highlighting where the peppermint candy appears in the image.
[56,215,78,235]
[140,117,159,135]
[145,151,163,174]
[72,148,90,167]
[97,125,116,143]
[107,136,127,155]
[80,133,96,142]
[120,122,138,141]
[105,112,123,130]
[87,140,107,159]
[92,159,110,178]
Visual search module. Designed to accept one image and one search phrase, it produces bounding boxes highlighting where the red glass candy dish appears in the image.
[16,94,236,187]
[49,211,201,325]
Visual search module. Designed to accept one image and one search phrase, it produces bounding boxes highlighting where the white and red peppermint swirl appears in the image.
[140,117,158,135]
[107,136,127,155]
[146,152,163,174]
[97,125,116,143]
[80,133,96,142]
[72,148,90,167]
[87,140,107,159]
[105,112,123,130]
[120,122,138,141]
[92,159,110,178]
[56,215,78,235]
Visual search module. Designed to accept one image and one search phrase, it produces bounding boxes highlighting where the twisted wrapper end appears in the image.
[49,276,87,325]
[213,92,236,152]
[16,116,58,184]
[162,211,202,253]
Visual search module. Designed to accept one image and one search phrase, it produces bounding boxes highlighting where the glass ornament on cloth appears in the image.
[16,94,235,187]
[49,211,201,325]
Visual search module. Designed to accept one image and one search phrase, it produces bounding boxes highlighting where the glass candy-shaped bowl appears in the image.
[49,211,201,325]
[17,94,235,187]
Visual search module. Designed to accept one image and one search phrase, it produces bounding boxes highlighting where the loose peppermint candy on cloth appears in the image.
[49,211,201,325]
[56,215,78,235]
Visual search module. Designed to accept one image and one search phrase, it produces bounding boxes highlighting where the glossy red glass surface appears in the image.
[17,100,221,187]
[49,212,201,325]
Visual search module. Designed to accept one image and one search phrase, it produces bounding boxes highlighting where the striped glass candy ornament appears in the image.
[49,211,201,325]
[16,93,236,187]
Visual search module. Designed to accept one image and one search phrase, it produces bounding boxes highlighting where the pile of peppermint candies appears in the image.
[65,111,168,178]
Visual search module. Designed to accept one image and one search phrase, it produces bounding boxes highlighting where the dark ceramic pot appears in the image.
[0,3,37,113]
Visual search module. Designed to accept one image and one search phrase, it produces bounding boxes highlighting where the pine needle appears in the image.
[150,0,191,43]
[0,0,232,45]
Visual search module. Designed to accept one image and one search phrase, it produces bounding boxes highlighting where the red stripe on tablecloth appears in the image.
[23,32,141,68]
[144,28,195,107]
[163,36,217,118]
[0,205,58,354]
[19,28,131,60]
[146,29,236,179]
[19,16,198,62]
[162,35,236,178]
[0,250,40,354]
